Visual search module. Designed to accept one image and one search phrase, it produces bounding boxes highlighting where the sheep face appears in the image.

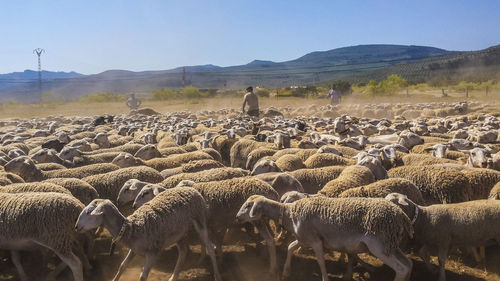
[94,133,110,148]
[132,185,165,209]
[59,146,81,161]
[251,160,281,176]
[31,148,61,164]
[280,191,309,204]
[8,149,26,159]
[75,199,109,232]
[236,195,265,223]
[357,155,387,180]
[385,193,418,221]
[134,144,161,160]
[112,152,137,168]
[317,146,342,156]
[116,179,149,205]
[464,147,490,168]
[4,156,39,180]
[398,131,423,149]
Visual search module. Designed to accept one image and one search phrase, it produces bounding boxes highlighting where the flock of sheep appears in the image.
[0,100,500,281]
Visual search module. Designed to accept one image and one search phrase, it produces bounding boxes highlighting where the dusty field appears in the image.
[0,89,498,119]
[1,234,500,281]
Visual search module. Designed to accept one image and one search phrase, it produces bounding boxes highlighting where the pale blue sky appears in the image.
[1,0,499,74]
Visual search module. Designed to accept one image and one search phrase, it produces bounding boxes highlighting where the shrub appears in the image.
[182,86,201,99]
[366,74,407,96]
[256,88,270,97]
[152,89,178,100]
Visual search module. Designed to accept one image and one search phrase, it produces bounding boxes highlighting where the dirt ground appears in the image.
[2,233,500,281]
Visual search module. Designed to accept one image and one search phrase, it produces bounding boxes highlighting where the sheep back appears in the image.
[462,169,500,200]
[388,166,471,204]
[290,166,345,194]
[161,167,247,189]
[83,166,163,200]
[45,163,120,179]
[304,153,355,168]
[338,178,425,205]
[275,154,305,171]
[43,178,99,205]
[320,165,375,197]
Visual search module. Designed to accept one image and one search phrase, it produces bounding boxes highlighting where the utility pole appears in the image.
[33,48,45,101]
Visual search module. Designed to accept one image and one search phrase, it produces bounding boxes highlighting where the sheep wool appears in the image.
[161,167,247,189]
[0,192,84,255]
[320,165,375,197]
[230,139,274,168]
[45,163,120,179]
[388,166,471,204]
[43,178,99,205]
[0,182,72,196]
[275,154,305,171]
[290,196,412,255]
[338,178,425,205]
[401,154,457,166]
[489,181,500,199]
[123,187,207,250]
[0,173,24,186]
[145,151,213,171]
[304,153,355,168]
[290,166,345,194]
[83,166,163,200]
[462,168,500,200]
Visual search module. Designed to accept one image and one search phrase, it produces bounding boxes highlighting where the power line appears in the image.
[33,48,45,100]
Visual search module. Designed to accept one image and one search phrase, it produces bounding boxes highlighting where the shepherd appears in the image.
[242,86,259,118]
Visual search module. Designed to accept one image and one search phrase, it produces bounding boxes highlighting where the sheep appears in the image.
[43,178,100,205]
[338,178,425,205]
[82,166,163,200]
[388,166,471,204]
[230,139,274,168]
[303,153,355,168]
[160,159,224,179]
[116,179,157,206]
[132,177,280,274]
[83,143,144,155]
[253,172,305,197]
[0,182,73,196]
[201,148,223,163]
[251,159,281,175]
[161,167,248,189]
[461,168,500,200]
[386,193,500,281]
[36,162,67,171]
[488,181,500,199]
[401,153,458,166]
[487,152,500,171]
[112,151,214,171]
[274,154,305,171]
[0,192,85,281]
[245,147,278,170]
[236,195,413,281]
[0,172,24,186]
[75,187,221,281]
[319,165,376,197]
[4,156,120,181]
[289,166,345,193]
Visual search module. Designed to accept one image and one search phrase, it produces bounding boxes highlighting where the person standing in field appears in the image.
[126,93,141,110]
[242,86,259,117]
[328,85,339,105]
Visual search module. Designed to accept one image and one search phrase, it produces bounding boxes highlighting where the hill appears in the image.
[0,70,83,92]
[0,44,479,102]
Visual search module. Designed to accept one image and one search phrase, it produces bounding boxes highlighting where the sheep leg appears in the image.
[282,240,300,279]
[364,239,411,281]
[10,251,29,281]
[254,220,277,274]
[193,219,222,281]
[53,251,83,281]
[418,246,435,274]
[169,240,187,281]
[112,249,136,281]
[344,254,355,281]
[309,240,329,281]
[140,252,158,281]
[353,254,376,272]
[437,248,448,281]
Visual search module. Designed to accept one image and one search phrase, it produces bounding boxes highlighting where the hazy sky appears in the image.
[1,0,500,74]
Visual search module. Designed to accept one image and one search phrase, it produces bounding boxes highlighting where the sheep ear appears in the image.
[128,184,137,191]
[397,196,409,206]
[153,188,161,196]
[423,146,435,152]
[90,205,105,216]
[460,149,471,154]
[248,201,262,219]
